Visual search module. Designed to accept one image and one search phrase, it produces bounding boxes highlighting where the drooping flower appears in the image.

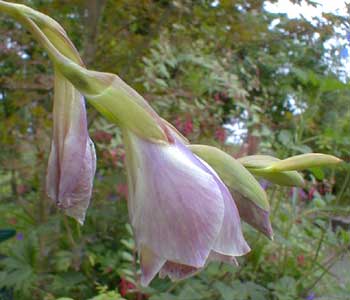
[123,129,250,286]
[5,7,250,282]
[2,2,341,287]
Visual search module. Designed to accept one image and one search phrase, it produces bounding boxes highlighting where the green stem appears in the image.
[63,216,77,248]
[336,169,350,205]
[311,229,325,268]
[270,186,280,220]
[301,246,348,296]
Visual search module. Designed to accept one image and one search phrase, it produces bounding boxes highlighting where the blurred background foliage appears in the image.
[0,0,350,299]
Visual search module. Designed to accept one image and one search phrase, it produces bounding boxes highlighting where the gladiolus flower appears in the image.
[11,11,251,282]
[0,4,253,285]
[2,2,341,288]
[124,129,250,286]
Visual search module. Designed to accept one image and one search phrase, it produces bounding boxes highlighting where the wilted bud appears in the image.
[46,71,96,224]
[124,129,250,286]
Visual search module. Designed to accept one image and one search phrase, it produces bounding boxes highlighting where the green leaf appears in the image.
[213,282,235,300]
[309,167,325,180]
[0,229,16,243]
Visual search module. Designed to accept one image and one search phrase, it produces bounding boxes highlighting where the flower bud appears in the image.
[238,155,305,187]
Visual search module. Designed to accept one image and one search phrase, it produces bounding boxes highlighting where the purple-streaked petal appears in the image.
[124,130,225,268]
[188,144,269,240]
[211,179,251,257]
[56,90,88,200]
[159,261,200,281]
[231,191,273,239]
[60,139,96,224]
[158,252,239,282]
[140,246,166,286]
[189,157,250,257]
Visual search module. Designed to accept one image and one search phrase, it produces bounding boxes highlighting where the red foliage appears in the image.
[116,183,128,199]
[93,130,113,143]
[174,116,193,137]
[119,278,136,297]
[215,127,226,143]
[297,254,305,266]
[16,184,28,195]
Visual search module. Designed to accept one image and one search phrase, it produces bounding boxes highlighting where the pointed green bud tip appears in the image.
[0,0,81,64]
[238,155,305,187]
[265,153,343,172]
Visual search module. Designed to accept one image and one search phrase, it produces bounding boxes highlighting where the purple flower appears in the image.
[259,179,270,190]
[298,188,308,200]
[46,72,96,224]
[16,233,24,241]
[305,292,315,300]
[124,129,250,286]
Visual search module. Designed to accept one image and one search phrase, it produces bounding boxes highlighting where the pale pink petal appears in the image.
[193,158,250,257]
[208,251,238,266]
[158,253,238,282]
[60,139,96,224]
[57,93,89,200]
[159,261,200,281]
[212,183,250,256]
[124,131,225,268]
[140,246,166,286]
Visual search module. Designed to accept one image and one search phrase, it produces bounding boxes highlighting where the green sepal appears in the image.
[0,229,16,243]
[189,145,269,211]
